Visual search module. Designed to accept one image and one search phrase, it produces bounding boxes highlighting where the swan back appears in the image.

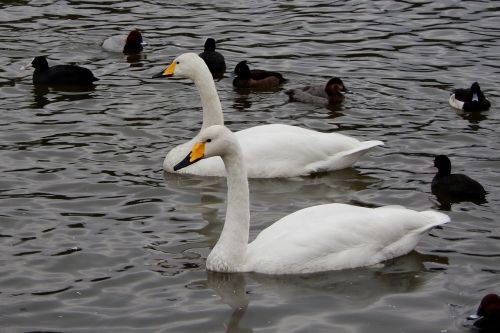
[244,204,449,274]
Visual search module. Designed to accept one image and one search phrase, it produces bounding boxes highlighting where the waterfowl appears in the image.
[432,155,486,203]
[102,29,145,54]
[286,77,347,105]
[174,125,450,274]
[31,56,99,86]
[153,53,383,178]
[449,82,491,112]
[232,60,285,89]
[468,294,500,333]
[198,38,226,80]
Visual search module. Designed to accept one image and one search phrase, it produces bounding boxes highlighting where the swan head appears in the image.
[152,52,210,80]
[174,125,238,171]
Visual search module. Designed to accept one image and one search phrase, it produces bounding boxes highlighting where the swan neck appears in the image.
[192,74,224,129]
[209,147,249,271]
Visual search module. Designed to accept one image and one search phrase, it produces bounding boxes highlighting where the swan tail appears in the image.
[306,140,384,173]
[419,210,451,227]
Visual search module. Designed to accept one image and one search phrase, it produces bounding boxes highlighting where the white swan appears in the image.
[174,125,450,274]
[154,53,383,178]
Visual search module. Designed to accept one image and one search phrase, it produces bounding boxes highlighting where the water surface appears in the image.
[1,1,499,332]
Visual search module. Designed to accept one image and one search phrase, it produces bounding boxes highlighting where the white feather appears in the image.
[449,93,464,110]
[102,35,127,53]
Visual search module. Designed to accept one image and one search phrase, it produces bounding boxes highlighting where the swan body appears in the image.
[174,125,450,274]
[154,53,383,178]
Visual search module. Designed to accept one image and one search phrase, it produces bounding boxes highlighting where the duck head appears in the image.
[463,82,490,112]
[468,294,500,331]
[234,60,251,79]
[124,29,145,54]
[434,155,451,176]
[31,56,49,71]
[325,77,347,104]
[204,38,217,52]
[324,77,347,95]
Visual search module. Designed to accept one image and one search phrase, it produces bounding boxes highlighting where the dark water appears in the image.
[1,1,499,332]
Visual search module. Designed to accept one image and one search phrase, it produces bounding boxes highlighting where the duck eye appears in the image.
[206,139,212,143]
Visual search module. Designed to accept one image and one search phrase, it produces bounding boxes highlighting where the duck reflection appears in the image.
[126,53,147,67]
[31,84,95,109]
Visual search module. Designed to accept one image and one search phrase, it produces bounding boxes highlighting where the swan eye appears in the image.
[176,61,180,64]
[206,139,212,143]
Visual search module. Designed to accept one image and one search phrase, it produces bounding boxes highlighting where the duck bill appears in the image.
[173,142,205,171]
[467,313,481,320]
[152,61,176,78]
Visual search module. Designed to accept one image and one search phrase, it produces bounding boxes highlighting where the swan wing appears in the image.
[244,203,449,274]
[236,124,383,178]
[163,124,382,178]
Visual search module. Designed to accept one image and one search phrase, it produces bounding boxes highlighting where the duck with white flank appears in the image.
[287,77,347,106]
[449,82,491,112]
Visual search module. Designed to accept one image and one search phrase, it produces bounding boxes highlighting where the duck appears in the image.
[152,53,383,178]
[286,77,347,105]
[198,38,226,80]
[102,29,146,54]
[467,294,500,333]
[173,125,450,274]
[432,155,486,204]
[232,60,285,89]
[31,56,99,86]
[449,82,491,112]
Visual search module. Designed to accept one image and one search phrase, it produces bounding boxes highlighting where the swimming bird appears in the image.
[198,38,226,80]
[31,56,98,86]
[152,53,383,178]
[102,29,146,54]
[174,125,450,274]
[286,77,347,105]
[232,60,285,89]
[467,294,500,333]
[449,82,491,112]
[432,155,486,204]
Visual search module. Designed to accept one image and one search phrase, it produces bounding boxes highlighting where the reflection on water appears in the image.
[207,251,449,333]
[31,85,96,108]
